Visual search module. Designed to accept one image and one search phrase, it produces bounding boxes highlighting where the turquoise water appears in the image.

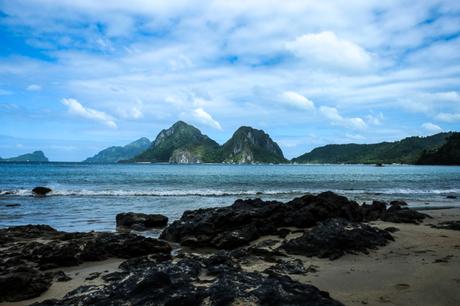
[1,163,459,232]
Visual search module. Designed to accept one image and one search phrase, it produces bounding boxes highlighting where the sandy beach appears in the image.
[3,206,459,306]
[239,208,460,306]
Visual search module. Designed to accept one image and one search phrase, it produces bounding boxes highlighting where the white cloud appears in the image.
[281,91,315,110]
[319,106,367,130]
[366,113,384,125]
[26,84,42,91]
[61,98,117,128]
[286,31,372,71]
[435,113,460,123]
[192,108,222,130]
[422,122,442,133]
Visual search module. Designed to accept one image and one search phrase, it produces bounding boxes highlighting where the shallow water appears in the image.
[1,163,459,232]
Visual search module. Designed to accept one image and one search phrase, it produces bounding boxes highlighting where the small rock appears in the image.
[390,200,408,206]
[54,271,71,282]
[6,203,21,207]
[432,221,460,231]
[116,212,168,230]
[384,227,400,233]
[32,187,52,196]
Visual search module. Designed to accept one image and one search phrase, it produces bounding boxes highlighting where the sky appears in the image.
[0,0,460,161]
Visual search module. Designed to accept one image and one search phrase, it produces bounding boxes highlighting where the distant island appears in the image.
[83,121,459,165]
[84,137,151,163]
[292,132,459,165]
[0,150,49,162]
[128,121,286,164]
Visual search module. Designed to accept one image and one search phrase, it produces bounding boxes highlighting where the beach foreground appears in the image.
[1,193,459,306]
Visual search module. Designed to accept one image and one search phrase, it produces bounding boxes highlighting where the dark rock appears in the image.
[281,218,394,260]
[160,192,364,249]
[384,227,400,233]
[32,187,52,196]
[85,272,101,281]
[116,212,168,230]
[432,221,460,231]
[361,201,387,221]
[5,203,21,207]
[0,225,172,302]
[390,200,408,206]
[446,195,457,199]
[0,267,53,302]
[161,192,425,249]
[275,228,291,238]
[53,271,71,282]
[34,256,343,306]
[265,259,312,275]
[382,205,430,224]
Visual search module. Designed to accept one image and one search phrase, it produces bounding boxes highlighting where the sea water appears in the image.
[1,163,459,232]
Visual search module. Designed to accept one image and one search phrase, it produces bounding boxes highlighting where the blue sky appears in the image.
[1,0,460,161]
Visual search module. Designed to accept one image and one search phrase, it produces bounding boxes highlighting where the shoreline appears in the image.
[1,195,460,305]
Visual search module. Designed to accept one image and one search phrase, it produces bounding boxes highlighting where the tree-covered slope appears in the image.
[292,132,454,164]
[132,121,221,163]
[221,126,287,163]
[416,133,460,165]
[0,151,49,162]
[84,137,151,163]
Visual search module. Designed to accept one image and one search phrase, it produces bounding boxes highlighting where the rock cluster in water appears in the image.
[161,192,428,249]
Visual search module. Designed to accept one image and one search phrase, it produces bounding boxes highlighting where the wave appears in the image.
[1,188,459,197]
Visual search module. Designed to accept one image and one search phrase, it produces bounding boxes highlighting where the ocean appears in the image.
[1,163,459,232]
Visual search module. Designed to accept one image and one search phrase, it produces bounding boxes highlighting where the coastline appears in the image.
[1,198,459,305]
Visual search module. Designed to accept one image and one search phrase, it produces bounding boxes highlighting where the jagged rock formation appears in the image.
[133,121,221,163]
[160,192,428,249]
[0,225,171,302]
[221,126,286,163]
[0,151,49,162]
[32,252,343,306]
[84,137,151,163]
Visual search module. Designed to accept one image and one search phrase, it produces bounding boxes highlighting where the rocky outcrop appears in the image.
[32,187,52,196]
[221,126,286,163]
[116,212,168,230]
[169,149,202,164]
[0,225,171,302]
[132,121,221,163]
[160,192,429,249]
[34,252,343,306]
[281,218,394,260]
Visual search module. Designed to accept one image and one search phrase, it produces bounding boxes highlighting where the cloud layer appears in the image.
[0,0,459,160]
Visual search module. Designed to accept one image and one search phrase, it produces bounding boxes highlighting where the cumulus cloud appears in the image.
[435,113,460,123]
[422,122,442,133]
[26,84,41,91]
[281,91,315,110]
[192,108,222,130]
[61,98,117,128]
[286,31,372,71]
[319,106,367,130]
